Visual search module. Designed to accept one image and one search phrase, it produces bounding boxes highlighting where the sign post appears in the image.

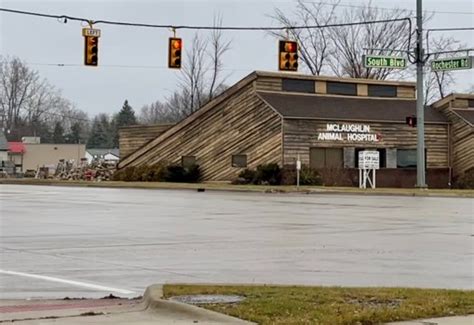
[296,154,301,190]
[358,151,380,189]
[363,55,407,69]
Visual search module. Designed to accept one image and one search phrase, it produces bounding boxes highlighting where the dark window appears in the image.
[397,149,417,168]
[326,82,357,96]
[282,79,314,93]
[182,156,196,168]
[368,85,397,97]
[468,99,474,108]
[232,154,247,168]
[310,148,343,169]
[354,148,386,168]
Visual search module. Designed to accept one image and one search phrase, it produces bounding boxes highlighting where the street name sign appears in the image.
[363,55,407,69]
[431,56,472,71]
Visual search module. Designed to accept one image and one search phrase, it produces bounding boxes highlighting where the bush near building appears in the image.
[113,163,201,183]
[235,163,322,186]
[453,168,474,189]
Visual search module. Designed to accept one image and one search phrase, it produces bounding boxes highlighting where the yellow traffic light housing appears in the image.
[168,37,182,69]
[84,36,99,66]
[279,40,298,71]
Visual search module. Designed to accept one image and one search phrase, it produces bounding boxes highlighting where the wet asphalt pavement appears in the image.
[0,185,472,299]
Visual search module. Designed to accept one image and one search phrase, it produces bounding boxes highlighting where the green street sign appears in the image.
[431,56,472,71]
[363,55,407,69]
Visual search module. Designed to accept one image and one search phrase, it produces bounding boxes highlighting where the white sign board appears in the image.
[82,28,101,37]
[358,150,380,170]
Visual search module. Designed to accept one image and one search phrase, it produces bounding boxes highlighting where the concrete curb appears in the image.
[1,179,473,198]
[142,284,253,324]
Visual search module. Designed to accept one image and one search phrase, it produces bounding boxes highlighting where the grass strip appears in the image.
[163,284,474,325]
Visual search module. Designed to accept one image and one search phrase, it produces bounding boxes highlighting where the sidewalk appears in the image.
[386,315,474,324]
[1,178,473,198]
[0,285,253,324]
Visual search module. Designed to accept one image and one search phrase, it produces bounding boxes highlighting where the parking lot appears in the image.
[0,185,472,299]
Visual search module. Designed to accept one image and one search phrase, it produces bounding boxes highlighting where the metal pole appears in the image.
[416,0,427,188]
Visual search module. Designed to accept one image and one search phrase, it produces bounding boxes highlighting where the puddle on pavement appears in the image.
[169,294,245,304]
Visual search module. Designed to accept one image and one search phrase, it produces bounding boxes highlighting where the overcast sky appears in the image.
[1,0,473,116]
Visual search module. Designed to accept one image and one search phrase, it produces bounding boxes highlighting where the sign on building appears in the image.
[317,123,380,142]
[363,55,407,69]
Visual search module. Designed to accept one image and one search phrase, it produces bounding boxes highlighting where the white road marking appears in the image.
[0,269,136,295]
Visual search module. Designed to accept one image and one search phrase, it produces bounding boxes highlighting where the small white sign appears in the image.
[358,150,380,170]
[82,28,101,37]
[296,160,301,170]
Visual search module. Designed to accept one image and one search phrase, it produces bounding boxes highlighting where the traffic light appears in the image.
[406,115,417,127]
[84,36,99,66]
[279,40,298,71]
[168,38,182,69]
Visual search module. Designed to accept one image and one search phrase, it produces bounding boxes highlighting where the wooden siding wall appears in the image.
[254,75,416,98]
[119,124,173,158]
[254,77,283,91]
[283,119,449,167]
[435,102,474,176]
[122,85,283,181]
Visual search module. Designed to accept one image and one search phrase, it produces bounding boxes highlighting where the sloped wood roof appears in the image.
[257,91,448,123]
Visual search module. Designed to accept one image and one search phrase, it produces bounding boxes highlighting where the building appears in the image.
[7,140,86,173]
[119,124,174,158]
[0,131,8,163]
[85,148,120,164]
[118,71,473,188]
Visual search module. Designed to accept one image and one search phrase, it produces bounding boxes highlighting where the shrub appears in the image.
[185,164,201,183]
[132,165,149,181]
[281,165,322,186]
[164,165,186,182]
[299,166,322,185]
[453,168,474,189]
[255,163,281,185]
[236,168,257,184]
[146,163,168,182]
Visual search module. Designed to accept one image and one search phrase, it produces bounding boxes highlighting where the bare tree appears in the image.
[270,0,432,80]
[208,14,231,101]
[0,56,89,141]
[0,56,39,131]
[139,100,180,124]
[145,13,232,123]
[270,0,339,75]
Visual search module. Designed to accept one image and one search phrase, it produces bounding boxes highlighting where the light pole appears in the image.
[415,0,427,188]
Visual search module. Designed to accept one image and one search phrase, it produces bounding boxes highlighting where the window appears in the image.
[326,82,357,96]
[354,148,386,168]
[182,156,196,168]
[368,85,397,97]
[282,79,314,93]
[397,149,417,168]
[468,99,474,108]
[310,148,343,169]
[232,154,247,168]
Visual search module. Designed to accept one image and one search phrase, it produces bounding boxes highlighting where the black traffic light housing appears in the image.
[84,36,99,66]
[278,40,298,71]
[406,115,417,127]
[168,38,182,69]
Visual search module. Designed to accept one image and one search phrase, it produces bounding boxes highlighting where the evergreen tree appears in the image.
[87,114,113,148]
[112,100,137,147]
[116,100,137,127]
[65,122,82,144]
[52,122,65,143]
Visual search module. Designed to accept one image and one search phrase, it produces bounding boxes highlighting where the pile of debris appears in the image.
[50,158,117,181]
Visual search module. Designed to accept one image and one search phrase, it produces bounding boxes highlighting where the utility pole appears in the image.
[415,0,427,188]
